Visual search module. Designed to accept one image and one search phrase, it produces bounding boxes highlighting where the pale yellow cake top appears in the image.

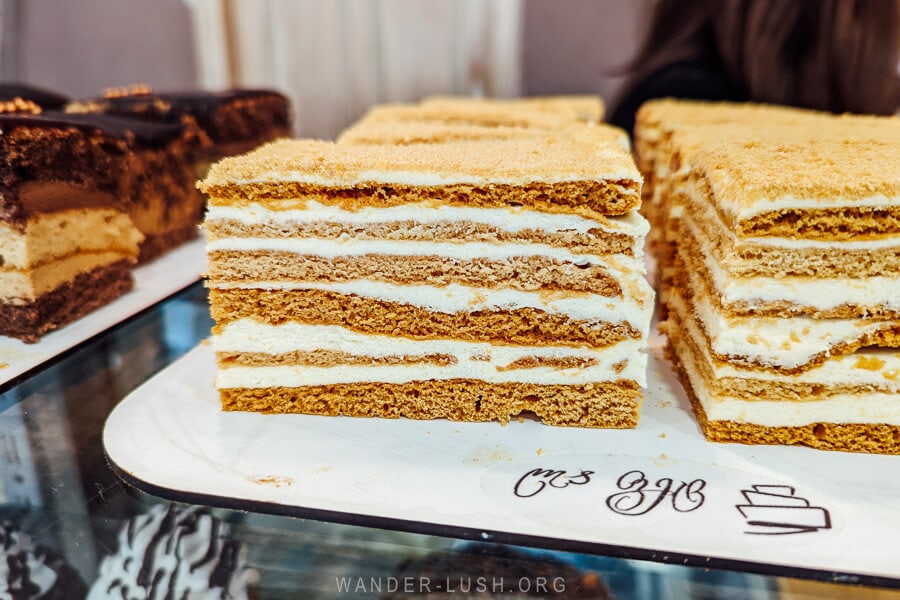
[421,94,604,123]
[202,124,640,188]
[355,100,588,131]
[689,121,900,210]
[635,98,823,135]
[336,120,550,146]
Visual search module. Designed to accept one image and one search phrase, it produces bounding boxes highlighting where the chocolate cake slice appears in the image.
[0,112,143,342]
[70,87,292,170]
[54,110,209,262]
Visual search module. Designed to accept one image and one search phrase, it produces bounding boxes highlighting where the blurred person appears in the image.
[610,0,900,134]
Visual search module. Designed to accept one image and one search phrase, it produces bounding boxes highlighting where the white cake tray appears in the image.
[104,338,900,585]
[0,239,206,392]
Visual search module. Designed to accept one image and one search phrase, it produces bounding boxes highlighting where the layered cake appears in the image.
[337,120,556,146]
[88,504,258,600]
[633,99,821,305]
[69,86,292,172]
[0,521,88,599]
[0,111,144,342]
[201,125,653,427]
[660,120,900,453]
[349,94,603,136]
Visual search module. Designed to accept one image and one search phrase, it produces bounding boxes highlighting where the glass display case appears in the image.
[1,283,898,599]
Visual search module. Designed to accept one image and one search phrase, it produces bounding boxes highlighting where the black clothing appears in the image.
[609,59,746,136]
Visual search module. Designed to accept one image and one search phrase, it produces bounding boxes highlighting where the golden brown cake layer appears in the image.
[205,179,638,220]
[217,350,458,367]
[209,288,641,348]
[672,356,900,454]
[204,219,636,257]
[219,379,640,428]
[207,251,624,295]
[736,206,900,239]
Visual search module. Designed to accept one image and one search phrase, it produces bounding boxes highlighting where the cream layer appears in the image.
[677,277,896,370]
[214,321,647,384]
[0,251,130,302]
[680,342,900,426]
[685,217,900,313]
[685,183,898,249]
[0,209,142,269]
[727,193,900,222]
[205,201,649,238]
[675,294,900,389]
[206,237,647,274]
[209,280,655,333]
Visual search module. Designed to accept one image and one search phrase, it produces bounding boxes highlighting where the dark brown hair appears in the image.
[622,0,900,115]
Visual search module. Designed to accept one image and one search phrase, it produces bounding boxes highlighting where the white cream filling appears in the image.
[211,280,654,332]
[714,349,900,390]
[708,253,900,312]
[740,235,898,251]
[214,321,647,385]
[686,217,900,312]
[206,237,647,274]
[675,297,900,388]
[205,201,650,237]
[727,192,900,222]
[681,349,900,426]
[678,280,896,369]
[686,184,899,252]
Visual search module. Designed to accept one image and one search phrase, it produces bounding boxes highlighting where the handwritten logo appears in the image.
[736,485,831,535]
[606,470,706,516]
[513,468,593,498]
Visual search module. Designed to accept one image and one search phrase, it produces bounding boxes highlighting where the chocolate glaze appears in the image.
[0,111,187,147]
[0,110,202,226]
[0,82,70,111]
[81,89,292,146]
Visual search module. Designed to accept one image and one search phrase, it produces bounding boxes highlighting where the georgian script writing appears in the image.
[513,468,594,498]
[605,470,706,516]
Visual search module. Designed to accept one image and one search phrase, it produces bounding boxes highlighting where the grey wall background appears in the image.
[523,0,651,108]
[2,0,197,97]
[1,0,648,109]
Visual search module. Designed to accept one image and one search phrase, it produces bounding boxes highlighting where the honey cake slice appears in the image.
[661,116,899,452]
[202,129,641,218]
[666,279,900,454]
[201,131,652,428]
[352,94,601,133]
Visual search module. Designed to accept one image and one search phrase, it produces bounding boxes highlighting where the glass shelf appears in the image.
[1,282,897,599]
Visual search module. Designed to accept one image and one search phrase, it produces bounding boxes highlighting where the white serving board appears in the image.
[104,340,900,584]
[0,239,206,390]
